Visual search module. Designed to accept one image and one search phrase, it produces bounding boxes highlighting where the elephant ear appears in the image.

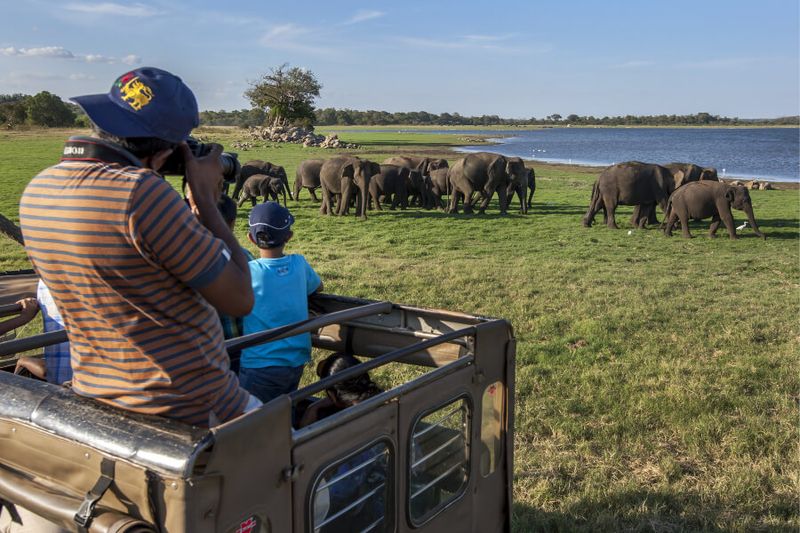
[341,163,355,180]
[725,187,736,203]
[674,170,685,187]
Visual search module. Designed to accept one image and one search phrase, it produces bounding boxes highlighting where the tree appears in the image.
[244,64,322,127]
[25,91,75,127]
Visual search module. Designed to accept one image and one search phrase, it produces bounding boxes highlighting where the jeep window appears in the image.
[311,440,392,533]
[408,397,471,525]
[480,381,504,477]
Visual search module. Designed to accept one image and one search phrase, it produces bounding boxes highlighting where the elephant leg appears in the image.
[320,187,333,215]
[664,212,678,236]
[282,176,293,201]
[476,189,492,214]
[447,187,460,214]
[310,188,320,202]
[462,186,477,214]
[708,214,721,238]
[604,196,619,229]
[678,209,692,238]
[497,187,509,215]
[293,179,302,202]
[630,206,641,227]
[715,200,737,239]
[237,193,248,208]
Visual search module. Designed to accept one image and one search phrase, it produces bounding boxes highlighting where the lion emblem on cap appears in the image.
[119,76,154,111]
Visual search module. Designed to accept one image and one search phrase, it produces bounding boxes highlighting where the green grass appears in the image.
[1,127,798,532]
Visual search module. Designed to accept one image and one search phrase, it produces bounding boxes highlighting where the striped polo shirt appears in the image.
[19,137,250,427]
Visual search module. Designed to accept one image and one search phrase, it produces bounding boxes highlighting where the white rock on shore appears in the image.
[246,125,358,149]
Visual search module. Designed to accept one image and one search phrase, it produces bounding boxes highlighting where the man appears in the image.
[18,67,258,427]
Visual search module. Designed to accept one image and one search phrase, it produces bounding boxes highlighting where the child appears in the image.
[239,202,323,403]
[298,352,384,427]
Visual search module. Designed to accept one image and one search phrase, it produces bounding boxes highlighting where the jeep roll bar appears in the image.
[0,299,394,358]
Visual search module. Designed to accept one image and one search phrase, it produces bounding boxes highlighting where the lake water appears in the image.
[393,127,800,182]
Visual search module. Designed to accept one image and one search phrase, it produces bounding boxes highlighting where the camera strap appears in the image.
[60,136,142,167]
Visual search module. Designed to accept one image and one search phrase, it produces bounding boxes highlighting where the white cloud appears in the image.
[1,45,140,64]
[1,46,75,59]
[343,9,384,25]
[81,54,115,63]
[121,54,141,65]
[65,2,161,17]
[259,23,333,55]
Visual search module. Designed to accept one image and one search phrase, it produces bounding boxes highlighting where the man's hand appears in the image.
[16,297,39,322]
[180,142,223,216]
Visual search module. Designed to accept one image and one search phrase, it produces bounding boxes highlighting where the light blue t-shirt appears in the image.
[241,254,322,368]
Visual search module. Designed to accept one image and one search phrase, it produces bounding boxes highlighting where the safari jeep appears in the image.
[0,270,515,532]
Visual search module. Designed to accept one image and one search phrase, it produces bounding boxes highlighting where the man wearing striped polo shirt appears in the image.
[19,67,260,427]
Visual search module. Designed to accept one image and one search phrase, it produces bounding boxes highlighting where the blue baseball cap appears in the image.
[71,67,199,144]
[249,202,294,248]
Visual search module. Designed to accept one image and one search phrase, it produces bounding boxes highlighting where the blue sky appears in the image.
[1,0,798,118]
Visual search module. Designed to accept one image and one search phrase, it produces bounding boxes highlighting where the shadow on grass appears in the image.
[370,208,530,220]
[512,490,798,532]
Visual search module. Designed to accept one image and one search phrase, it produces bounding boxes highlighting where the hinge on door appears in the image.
[282,464,303,483]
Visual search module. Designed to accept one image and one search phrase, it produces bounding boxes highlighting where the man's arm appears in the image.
[180,143,253,317]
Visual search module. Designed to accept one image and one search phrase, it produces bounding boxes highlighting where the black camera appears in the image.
[161,137,241,183]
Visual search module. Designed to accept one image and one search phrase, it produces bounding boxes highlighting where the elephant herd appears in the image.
[583,161,765,239]
[225,154,766,240]
[228,152,538,221]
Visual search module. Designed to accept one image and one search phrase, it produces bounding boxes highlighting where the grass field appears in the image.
[1,127,798,531]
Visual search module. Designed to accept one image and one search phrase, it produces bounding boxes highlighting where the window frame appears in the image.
[406,393,473,528]
[306,436,396,533]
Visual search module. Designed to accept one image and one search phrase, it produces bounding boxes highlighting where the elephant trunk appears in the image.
[360,178,369,220]
[743,203,765,239]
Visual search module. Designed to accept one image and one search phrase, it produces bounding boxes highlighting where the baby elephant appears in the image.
[664,181,765,239]
[238,174,288,207]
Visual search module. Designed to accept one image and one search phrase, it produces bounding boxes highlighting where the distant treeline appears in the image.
[0,92,88,128]
[200,108,800,128]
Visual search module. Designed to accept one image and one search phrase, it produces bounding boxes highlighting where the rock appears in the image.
[246,125,359,149]
[729,180,742,187]
[759,182,773,190]
[746,180,759,190]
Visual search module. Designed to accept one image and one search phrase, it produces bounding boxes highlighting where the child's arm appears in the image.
[0,298,39,336]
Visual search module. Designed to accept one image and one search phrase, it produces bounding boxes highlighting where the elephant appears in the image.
[237,174,288,207]
[631,162,719,226]
[664,162,719,188]
[404,168,427,207]
[424,168,451,210]
[368,165,411,210]
[664,181,765,239]
[231,160,291,202]
[447,152,526,215]
[319,156,378,220]
[583,161,676,229]
[295,159,324,202]
[506,166,535,214]
[382,156,449,177]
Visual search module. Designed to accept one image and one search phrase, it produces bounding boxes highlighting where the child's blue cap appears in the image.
[71,67,199,144]
[249,202,294,248]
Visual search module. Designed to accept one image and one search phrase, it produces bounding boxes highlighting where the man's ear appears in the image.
[247,233,257,245]
[285,230,294,243]
[150,148,174,172]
